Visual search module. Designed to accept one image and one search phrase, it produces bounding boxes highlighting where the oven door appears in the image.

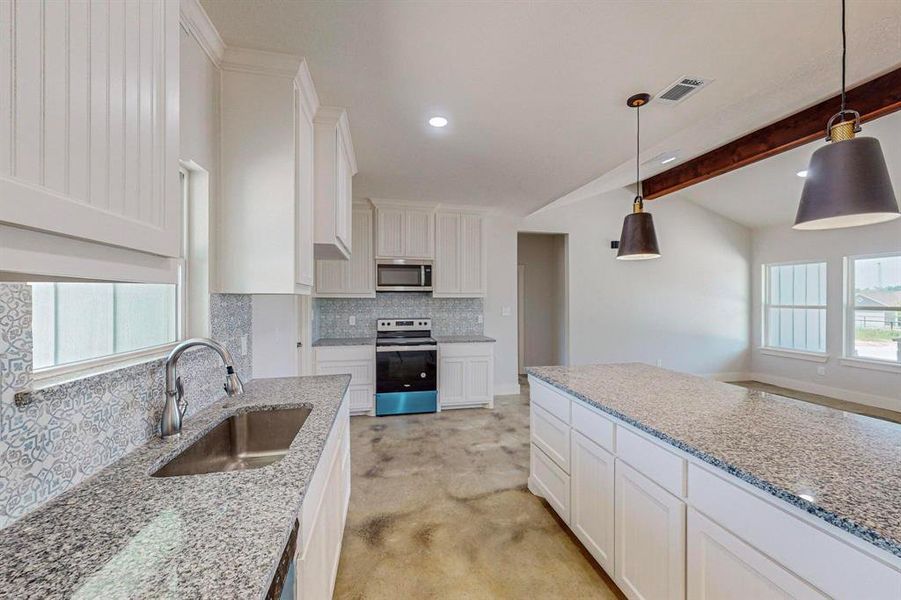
[376,261,432,292]
[375,346,437,415]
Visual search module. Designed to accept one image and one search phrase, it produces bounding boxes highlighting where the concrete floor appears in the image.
[333,388,624,599]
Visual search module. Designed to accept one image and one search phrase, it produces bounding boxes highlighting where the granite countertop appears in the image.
[312,337,376,347]
[0,375,351,599]
[434,335,496,343]
[526,363,901,559]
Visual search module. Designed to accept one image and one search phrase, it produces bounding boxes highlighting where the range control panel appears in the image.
[377,319,431,332]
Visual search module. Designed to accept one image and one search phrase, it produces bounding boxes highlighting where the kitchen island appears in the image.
[527,363,901,600]
[0,375,351,599]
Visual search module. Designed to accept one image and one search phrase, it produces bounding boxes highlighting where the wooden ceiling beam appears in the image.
[642,67,901,200]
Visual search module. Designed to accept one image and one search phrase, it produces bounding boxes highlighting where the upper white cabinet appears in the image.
[434,211,486,297]
[314,107,357,260]
[218,52,320,294]
[315,203,375,298]
[373,202,435,259]
[0,0,180,257]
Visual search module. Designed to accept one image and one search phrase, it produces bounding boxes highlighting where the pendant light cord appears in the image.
[840,0,846,114]
[635,103,641,200]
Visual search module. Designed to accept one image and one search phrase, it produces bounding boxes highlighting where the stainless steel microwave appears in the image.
[376,260,433,292]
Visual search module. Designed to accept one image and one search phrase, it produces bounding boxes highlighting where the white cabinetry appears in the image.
[0,0,180,258]
[314,345,375,415]
[434,211,486,297]
[615,460,686,600]
[296,393,350,599]
[687,509,826,600]
[315,204,375,297]
[218,53,318,294]
[571,431,615,572]
[373,202,435,259]
[314,108,356,260]
[438,343,494,409]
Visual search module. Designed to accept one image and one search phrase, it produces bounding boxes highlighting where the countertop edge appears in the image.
[524,369,901,560]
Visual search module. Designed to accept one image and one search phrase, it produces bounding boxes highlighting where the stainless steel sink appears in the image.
[152,407,311,477]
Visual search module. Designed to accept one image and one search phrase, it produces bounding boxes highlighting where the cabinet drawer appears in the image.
[529,377,570,424]
[688,464,901,599]
[315,360,373,386]
[531,404,570,473]
[439,342,493,358]
[571,400,615,453]
[530,443,570,524]
[314,345,373,362]
[617,427,685,497]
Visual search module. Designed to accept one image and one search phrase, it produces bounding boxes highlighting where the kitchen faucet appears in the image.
[160,337,244,439]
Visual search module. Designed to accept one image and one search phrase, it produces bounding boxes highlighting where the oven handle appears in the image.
[376,345,438,352]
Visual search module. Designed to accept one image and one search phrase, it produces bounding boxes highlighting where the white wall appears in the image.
[751,219,901,410]
[484,189,752,393]
[518,233,566,368]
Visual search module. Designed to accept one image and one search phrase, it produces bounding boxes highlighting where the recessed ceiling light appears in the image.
[797,170,808,178]
[660,156,677,165]
[428,116,448,128]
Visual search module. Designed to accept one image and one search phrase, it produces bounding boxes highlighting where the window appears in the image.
[847,254,901,364]
[763,262,827,353]
[31,283,179,370]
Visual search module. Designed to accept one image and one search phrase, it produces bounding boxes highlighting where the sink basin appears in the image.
[152,407,311,477]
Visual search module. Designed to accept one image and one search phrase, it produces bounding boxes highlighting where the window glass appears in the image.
[850,255,901,363]
[764,262,827,353]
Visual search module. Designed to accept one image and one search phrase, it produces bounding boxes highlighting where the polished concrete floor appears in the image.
[729,380,901,424]
[333,388,624,599]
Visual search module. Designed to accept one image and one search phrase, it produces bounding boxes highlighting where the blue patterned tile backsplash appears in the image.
[0,285,252,528]
[314,293,483,338]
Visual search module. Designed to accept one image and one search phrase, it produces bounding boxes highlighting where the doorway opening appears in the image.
[517,232,568,375]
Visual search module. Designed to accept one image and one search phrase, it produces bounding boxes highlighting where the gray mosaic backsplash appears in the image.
[0,285,253,528]
[314,293,483,338]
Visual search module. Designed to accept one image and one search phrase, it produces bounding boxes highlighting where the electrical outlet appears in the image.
[656,359,662,367]
[816,366,826,376]
[477,314,484,324]
[349,315,356,326]
[501,306,512,317]
[240,335,248,356]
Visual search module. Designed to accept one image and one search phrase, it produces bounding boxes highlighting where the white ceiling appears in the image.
[200,0,901,216]
[679,109,901,229]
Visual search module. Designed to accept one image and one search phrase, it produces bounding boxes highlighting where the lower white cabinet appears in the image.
[296,392,350,599]
[687,509,826,600]
[314,345,375,415]
[570,431,615,572]
[529,443,570,523]
[437,342,494,409]
[614,459,686,600]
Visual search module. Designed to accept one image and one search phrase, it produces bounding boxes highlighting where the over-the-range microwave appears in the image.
[376,259,432,292]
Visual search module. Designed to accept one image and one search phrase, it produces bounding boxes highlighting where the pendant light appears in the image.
[794,0,899,230]
[617,93,661,260]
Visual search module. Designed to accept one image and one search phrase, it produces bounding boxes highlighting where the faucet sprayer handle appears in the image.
[175,376,187,418]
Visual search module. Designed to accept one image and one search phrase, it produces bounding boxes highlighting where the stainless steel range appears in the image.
[375,319,437,416]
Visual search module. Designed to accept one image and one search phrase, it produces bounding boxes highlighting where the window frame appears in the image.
[761,260,829,358]
[842,252,901,370]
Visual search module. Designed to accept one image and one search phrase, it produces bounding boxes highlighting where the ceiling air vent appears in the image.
[656,76,712,105]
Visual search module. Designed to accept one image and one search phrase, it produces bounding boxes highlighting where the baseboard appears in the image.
[749,372,901,413]
[703,371,751,382]
[494,383,521,396]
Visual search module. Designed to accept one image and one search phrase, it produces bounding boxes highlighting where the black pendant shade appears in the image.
[617,208,660,260]
[794,136,900,230]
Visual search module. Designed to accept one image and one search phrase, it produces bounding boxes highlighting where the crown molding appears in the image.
[315,107,358,174]
[221,47,303,79]
[295,59,321,119]
[179,0,225,67]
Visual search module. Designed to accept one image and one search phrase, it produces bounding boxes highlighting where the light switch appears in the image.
[501,306,511,317]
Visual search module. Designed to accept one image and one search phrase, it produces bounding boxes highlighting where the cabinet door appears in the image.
[615,460,686,600]
[347,385,374,414]
[687,509,825,600]
[335,145,351,252]
[459,214,485,296]
[295,88,316,291]
[434,212,461,294]
[571,431,615,572]
[438,356,466,406]
[346,208,374,295]
[376,207,405,257]
[0,0,180,257]
[465,355,493,406]
[404,209,434,258]
[315,260,348,295]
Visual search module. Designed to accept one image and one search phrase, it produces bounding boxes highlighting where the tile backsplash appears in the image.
[315,293,483,338]
[0,285,252,528]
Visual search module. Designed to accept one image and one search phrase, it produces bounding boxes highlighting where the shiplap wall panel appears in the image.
[0,0,180,258]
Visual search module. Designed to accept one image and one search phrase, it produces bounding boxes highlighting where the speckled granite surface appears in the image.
[312,337,376,347]
[434,335,496,343]
[526,363,901,559]
[0,375,350,599]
